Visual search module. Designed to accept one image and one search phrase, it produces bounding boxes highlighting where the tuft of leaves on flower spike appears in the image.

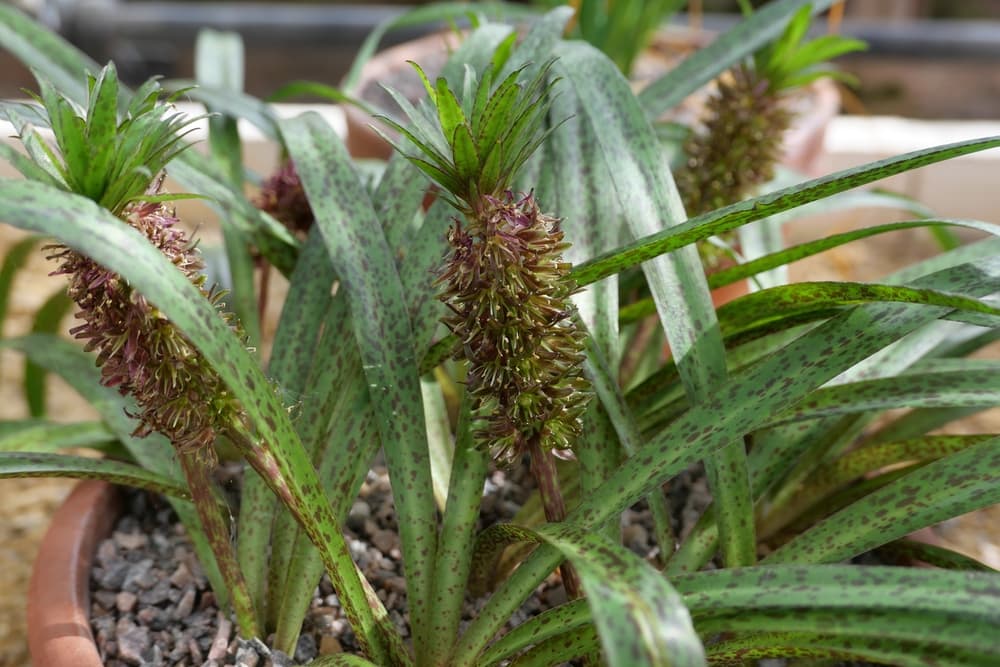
[381,48,591,463]
[17,62,201,216]
[375,36,562,214]
[677,4,865,255]
[22,64,248,454]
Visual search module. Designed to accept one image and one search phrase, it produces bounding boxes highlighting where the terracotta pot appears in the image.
[344,27,841,177]
[27,480,121,667]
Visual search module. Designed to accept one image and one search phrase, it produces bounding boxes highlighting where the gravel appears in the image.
[89,458,703,666]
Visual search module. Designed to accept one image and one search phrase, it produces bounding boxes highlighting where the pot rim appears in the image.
[27,479,121,667]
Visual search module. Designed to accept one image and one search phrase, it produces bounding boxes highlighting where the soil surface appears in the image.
[85,461,708,666]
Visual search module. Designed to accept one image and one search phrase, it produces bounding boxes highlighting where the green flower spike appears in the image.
[377,45,591,466]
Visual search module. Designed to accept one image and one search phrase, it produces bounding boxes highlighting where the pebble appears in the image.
[235,640,261,667]
[116,621,151,665]
[139,579,172,606]
[122,558,157,591]
[114,530,149,550]
[371,528,398,553]
[319,634,343,655]
[346,500,371,531]
[294,633,318,663]
[170,562,195,588]
[98,560,131,589]
[94,589,118,610]
[97,539,119,568]
[88,461,617,665]
[267,650,294,667]
[188,636,204,663]
[115,591,137,613]
[137,605,169,631]
[623,523,650,553]
[174,584,197,619]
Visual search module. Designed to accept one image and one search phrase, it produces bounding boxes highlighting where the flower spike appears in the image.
[380,42,591,465]
[375,50,562,215]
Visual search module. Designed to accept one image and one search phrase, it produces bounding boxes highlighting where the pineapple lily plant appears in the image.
[2,2,1000,666]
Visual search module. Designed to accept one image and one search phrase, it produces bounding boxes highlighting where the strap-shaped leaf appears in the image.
[552,38,755,570]
[454,254,1000,661]
[238,224,338,630]
[676,562,1000,615]
[765,367,1000,427]
[427,399,489,654]
[0,236,42,370]
[0,336,234,605]
[0,4,96,103]
[509,627,601,667]
[193,29,262,349]
[0,141,61,188]
[0,335,178,475]
[281,111,435,665]
[480,522,705,667]
[767,436,1000,564]
[709,218,1000,291]
[877,539,998,572]
[0,420,117,453]
[0,451,192,501]
[837,434,991,478]
[397,198,452,354]
[0,185,371,638]
[310,654,381,667]
[706,633,988,667]
[572,136,1000,288]
[717,281,1000,338]
[0,181,299,478]
[677,564,1000,665]
[479,596,590,666]
[23,289,72,417]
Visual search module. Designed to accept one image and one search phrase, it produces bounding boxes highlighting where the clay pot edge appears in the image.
[28,479,121,667]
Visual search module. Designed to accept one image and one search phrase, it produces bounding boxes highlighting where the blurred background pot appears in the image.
[343,29,462,159]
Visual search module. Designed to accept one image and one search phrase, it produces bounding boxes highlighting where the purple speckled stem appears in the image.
[527,435,582,600]
[176,447,260,639]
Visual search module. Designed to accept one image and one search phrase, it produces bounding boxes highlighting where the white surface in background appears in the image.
[824,116,1000,160]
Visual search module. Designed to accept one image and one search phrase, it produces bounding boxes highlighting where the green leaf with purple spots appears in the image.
[767,436,1000,564]
[572,136,1000,288]
[0,452,194,501]
[0,420,117,453]
[478,521,705,667]
[281,111,436,665]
